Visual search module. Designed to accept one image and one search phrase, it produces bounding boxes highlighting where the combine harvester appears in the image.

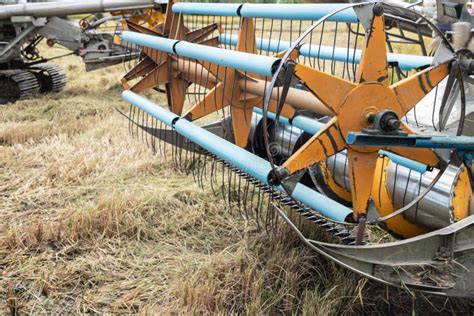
[0,0,168,103]
[120,1,474,297]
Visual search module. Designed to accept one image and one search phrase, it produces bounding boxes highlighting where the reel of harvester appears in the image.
[120,1,474,297]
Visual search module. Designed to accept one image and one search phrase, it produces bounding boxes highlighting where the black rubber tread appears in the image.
[0,70,40,104]
[29,63,67,93]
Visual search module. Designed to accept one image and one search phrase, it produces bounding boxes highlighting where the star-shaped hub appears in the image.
[280,4,450,220]
[122,4,220,115]
[182,17,296,148]
[122,15,298,147]
[123,14,297,148]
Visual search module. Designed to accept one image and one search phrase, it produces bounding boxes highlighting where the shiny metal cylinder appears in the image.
[386,163,462,230]
[0,0,155,19]
[269,120,304,159]
[326,152,351,191]
[248,113,305,161]
[326,150,464,230]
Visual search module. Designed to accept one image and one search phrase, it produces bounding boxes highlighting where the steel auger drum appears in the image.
[120,1,474,298]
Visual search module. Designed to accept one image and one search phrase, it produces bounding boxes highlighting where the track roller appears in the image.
[0,69,40,104]
[29,63,68,93]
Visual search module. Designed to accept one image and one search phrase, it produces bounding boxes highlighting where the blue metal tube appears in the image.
[219,34,433,71]
[122,90,353,222]
[240,3,357,22]
[253,107,290,125]
[122,31,177,54]
[121,31,280,77]
[172,2,358,22]
[122,90,179,126]
[417,136,474,150]
[379,150,428,174]
[172,2,241,17]
[253,108,325,135]
[291,115,325,135]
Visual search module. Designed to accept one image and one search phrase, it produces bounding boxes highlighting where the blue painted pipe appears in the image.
[240,3,357,22]
[253,107,290,125]
[172,2,242,17]
[121,31,280,77]
[123,90,178,126]
[379,150,428,174]
[291,115,325,135]
[172,2,358,22]
[253,108,325,135]
[122,90,353,222]
[220,35,433,71]
[417,136,474,150]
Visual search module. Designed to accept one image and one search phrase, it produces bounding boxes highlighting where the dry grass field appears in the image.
[1,44,474,314]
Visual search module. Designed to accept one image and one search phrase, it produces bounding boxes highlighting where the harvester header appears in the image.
[2,0,466,299]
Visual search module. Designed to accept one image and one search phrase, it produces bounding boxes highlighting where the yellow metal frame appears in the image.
[282,7,450,222]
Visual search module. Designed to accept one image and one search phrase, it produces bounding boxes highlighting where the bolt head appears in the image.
[373,4,384,16]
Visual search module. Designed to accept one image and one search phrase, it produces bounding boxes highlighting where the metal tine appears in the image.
[296,204,304,228]
[171,128,178,168]
[123,103,136,139]
[220,161,227,204]
[257,183,267,230]
[168,123,175,165]
[254,181,265,229]
[136,103,142,141]
[226,165,232,211]
[251,182,261,229]
[202,152,209,182]
[334,230,349,237]
[144,112,151,148]
[159,121,166,159]
[225,163,232,204]
[236,169,243,215]
[265,189,274,231]
[352,22,361,80]
[274,195,280,232]
[270,190,280,232]
[195,148,204,188]
[176,133,182,170]
[195,152,202,188]
[198,151,208,189]
[321,222,335,229]
[128,107,143,141]
[150,116,157,154]
[179,138,186,171]
[331,21,339,76]
[177,136,187,173]
[199,151,208,184]
[128,103,134,136]
[267,201,276,235]
[183,137,190,173]
[209,155,219,196]
[142,111,150,147]
[190,141,200,172]
[242,175,251,221]
[175,132,186,172]
[144,112,152,151]
[131,105,139,139]
[191,146,199,184]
